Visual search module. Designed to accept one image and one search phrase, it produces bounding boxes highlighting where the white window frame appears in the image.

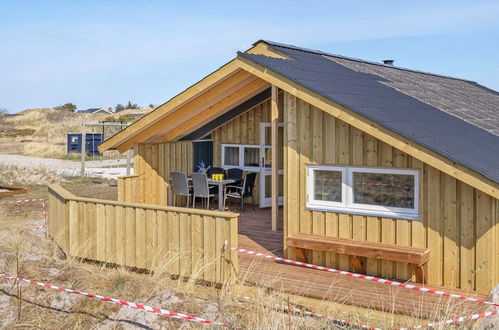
[307,165,420,220]
[221,144,260,171]
[307,165,347,208]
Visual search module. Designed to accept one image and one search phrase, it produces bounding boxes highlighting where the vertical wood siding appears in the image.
[48,184,238,284]
[283,92,498,293]
[126,97,282,207]
[211,95,284,202]
[127,141,193,205]
[118,175,140,203]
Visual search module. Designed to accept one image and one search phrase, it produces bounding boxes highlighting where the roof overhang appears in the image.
[99,60,243,152]
[98,41,286,153]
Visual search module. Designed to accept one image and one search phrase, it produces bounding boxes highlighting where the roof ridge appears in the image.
[256,40,476,83]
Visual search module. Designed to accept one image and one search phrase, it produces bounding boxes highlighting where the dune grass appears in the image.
[0,107,150,158]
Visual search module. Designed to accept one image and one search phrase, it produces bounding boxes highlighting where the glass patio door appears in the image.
[259,123,284,207]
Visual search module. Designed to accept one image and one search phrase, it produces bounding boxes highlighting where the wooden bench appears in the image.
[287,233,430,284]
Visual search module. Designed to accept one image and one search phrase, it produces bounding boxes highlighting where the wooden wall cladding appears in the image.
[283,92,498,293]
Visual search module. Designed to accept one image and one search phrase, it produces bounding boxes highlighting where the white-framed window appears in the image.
[307,165,420,220]
[221,144,260,170]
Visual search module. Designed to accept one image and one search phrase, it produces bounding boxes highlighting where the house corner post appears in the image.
[271,85,279,231]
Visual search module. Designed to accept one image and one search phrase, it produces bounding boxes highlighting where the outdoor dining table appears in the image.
[206,178,236,211]
[168,177,237,211]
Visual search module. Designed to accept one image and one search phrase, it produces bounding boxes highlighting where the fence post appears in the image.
[81,124,86,178]
[16,248,21,321]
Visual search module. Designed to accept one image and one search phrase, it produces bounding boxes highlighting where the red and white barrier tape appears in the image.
[41,200,47,228]
[235,294,379,329]
[89,171,121,176]
[27,222,47,232]
[1,198,48,233]
[0,273,230,327]
[0,198,46,205]
[229,247,499,328]
[397,309,498,329]
[230,247,499,308]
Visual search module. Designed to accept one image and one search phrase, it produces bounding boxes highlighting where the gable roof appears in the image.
[238,41,499,185]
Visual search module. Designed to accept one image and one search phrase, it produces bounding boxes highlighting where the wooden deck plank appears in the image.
[237,207,489,320]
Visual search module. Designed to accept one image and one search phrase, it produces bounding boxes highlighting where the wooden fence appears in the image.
[118,175,139,203]
[48,184,239,284]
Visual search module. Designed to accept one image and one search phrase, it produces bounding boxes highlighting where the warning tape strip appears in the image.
[27,222,47,232]
[0,198,46,205]
[41,200,47,219]
[2,198,48,233]
[0,273,230,327]
[235,294,380,329]
[89,171,121,175]
[397,309,498,329]
[229,247,499,308]
[231,249,499,328]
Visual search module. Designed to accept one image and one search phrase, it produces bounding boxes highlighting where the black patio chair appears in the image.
[226,168,243,186]
[223,172,257,213]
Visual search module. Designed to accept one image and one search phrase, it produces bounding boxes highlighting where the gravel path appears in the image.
[0,155,133,179]
[0,155,128,169]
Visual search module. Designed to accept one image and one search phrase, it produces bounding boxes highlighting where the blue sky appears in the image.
[1,0,499,113]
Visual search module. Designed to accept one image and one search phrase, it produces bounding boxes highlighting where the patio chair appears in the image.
[226,168,243,186]
[192,173,216,209]
[224,172,257,213]
[171,172,191,207]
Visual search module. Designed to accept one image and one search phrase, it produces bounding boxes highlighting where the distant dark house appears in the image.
[78,108,113,115]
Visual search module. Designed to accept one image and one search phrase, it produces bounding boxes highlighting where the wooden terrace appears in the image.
[235,207,490,323]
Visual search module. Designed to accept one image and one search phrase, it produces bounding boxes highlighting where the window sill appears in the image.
[305,205,420,221]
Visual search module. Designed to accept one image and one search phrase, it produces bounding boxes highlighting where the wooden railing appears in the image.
[117,175,139,203]
[48,184,239,284]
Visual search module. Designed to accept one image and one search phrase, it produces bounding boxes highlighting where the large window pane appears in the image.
[224,146,239,166]
[243,147,260,167]
[264,126,271,146]
[353,172,415,208]
[262,147,271,168]
[314,170,342,202]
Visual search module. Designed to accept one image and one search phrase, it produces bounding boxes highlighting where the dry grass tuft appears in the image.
[23,142,68,158]
[0,164,67,186]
